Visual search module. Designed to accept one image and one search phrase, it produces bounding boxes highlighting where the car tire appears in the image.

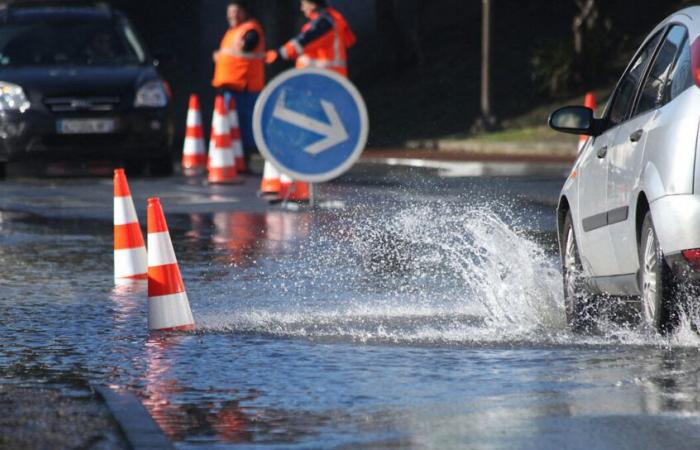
[562,211,596,331]
[149,155,173,177]
[638,212,674,332]
[0,162,6,180]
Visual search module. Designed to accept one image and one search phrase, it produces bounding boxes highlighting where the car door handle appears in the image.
[630,129,644,142]
[597,145,608,158]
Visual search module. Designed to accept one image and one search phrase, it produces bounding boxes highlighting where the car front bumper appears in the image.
[0,108,174,162]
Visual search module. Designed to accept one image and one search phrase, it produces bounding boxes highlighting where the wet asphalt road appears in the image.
[4,160,700,449]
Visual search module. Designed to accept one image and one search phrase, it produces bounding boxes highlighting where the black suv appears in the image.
[0,2,174,177]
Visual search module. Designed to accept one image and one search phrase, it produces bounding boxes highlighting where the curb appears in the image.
[359,157,571,178]
[92,384,174,450]
[404,138,578,160]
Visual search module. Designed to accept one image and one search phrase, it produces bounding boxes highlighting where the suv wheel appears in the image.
[639,212,674,332]
[562,211,596,331]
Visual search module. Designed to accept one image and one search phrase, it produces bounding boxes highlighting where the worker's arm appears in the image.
[240,29,260,52]
[279,13,334,60]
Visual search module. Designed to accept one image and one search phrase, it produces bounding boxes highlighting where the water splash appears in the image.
[198,200,569,344]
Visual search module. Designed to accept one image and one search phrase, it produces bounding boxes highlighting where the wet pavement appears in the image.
[3,161,700,449]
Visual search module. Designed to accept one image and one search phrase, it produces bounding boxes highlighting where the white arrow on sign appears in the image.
[272,90,349,155]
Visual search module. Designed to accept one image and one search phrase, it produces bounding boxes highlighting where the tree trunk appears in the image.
[572,0,598,87]
[471,0,498,133]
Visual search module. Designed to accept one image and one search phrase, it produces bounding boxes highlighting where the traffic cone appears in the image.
[279,173,310,203]
[208,95,238,184]
[227,97,247,173]
[181,94,207,174]
[147,197,195,331]
[578,92,596,152]
[259,159,281,199]
[114,169,147,283]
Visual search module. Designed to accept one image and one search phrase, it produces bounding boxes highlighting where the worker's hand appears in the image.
[265,49,278,64]
[212,50,220,62]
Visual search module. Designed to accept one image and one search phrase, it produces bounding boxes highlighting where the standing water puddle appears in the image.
[3,195,700,449]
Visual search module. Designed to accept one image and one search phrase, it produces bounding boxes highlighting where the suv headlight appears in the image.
[134,80,168,108]
[0,82,30,112]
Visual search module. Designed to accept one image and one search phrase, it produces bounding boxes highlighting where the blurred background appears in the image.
[110,0,693,149]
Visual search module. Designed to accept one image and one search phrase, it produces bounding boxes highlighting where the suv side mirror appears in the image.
[548,106,601,136]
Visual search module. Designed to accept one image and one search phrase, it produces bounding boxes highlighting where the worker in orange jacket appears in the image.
[265,0,356,77]
[212,1,265,170]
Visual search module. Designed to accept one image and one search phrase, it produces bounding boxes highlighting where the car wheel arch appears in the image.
[635,192,650,247]
[557,196,571,241]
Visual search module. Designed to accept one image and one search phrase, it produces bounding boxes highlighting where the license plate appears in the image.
[57,118,115,134]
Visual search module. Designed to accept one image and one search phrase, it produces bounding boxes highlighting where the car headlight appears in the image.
[134,80,168,108]
[0,82,30,112]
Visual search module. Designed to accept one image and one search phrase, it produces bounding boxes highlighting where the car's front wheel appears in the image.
[562,211,595,330]
[638,212,674,332]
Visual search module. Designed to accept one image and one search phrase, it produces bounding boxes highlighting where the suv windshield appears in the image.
[0,16,146,67]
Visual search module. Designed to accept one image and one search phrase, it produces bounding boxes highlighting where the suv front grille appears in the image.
[43,96,122,112]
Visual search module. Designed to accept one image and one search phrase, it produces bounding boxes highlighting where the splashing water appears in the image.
[198,200,570,344]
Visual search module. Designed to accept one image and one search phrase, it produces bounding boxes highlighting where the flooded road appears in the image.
[3,163,700,449]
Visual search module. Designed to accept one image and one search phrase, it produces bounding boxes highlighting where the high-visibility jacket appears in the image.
[212,19,265,92]
[280,7,356,77]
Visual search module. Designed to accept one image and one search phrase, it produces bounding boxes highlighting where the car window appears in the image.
[608,32,662,126]
[636,26,687,115]
[0,18,146,67]
[666,34,693,101]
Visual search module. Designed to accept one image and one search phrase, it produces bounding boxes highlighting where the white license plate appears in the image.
[57,119,115,134]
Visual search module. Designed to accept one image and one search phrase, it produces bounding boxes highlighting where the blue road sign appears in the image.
[253,68,369,183]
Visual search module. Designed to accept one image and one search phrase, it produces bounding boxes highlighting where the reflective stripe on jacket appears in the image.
[212,19,265,92]
[280,7,356,77]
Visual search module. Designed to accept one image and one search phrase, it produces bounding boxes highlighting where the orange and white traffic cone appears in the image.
[147,197,195,331]
[114,169,147,284]
[279,173,310,203]
[208,95,238,184]
[259,159,281,200]
[181,94,207,174]
[227,97,247,173]
[578,92,596,152]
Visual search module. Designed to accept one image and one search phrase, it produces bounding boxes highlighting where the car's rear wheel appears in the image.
[562,211,595,331]
[639,212,674,332]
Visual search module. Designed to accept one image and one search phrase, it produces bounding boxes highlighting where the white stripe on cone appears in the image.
[263,160,280,179]
[114,197,139,226]
[208,148,235,168]
[186,110,202,127]
[228,107,245,164]
[115,248,148,279]
[148,232,178,267]
[183,138,205,156]
[148,292,195,331]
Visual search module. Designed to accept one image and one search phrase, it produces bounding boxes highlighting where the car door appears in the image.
[607,26,687,275]
[576,31,662,278]
[577,127,618,276]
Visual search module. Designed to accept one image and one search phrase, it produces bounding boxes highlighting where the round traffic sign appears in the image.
[253,68,369,183]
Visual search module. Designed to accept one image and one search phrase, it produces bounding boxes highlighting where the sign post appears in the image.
[253,68,369,187]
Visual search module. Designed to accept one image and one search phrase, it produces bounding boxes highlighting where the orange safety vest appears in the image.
[212,19,265,92]
[283,8,356,77]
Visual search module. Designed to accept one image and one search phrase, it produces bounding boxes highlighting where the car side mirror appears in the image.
[548,106,600,136]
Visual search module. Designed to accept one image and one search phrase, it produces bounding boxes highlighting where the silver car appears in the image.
[549,6,700,332]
